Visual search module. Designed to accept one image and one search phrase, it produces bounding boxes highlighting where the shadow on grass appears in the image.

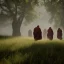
[0,42,64,64]
[0,35,12,39]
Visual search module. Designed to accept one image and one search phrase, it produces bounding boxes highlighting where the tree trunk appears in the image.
[12,9,25,36]
[12,21,21,36]
[12,16,22,36]
[12,22,21,36]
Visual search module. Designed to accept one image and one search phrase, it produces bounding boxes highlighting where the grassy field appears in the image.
[0,36,64,64]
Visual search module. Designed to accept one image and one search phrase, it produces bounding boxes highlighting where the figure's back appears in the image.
[33,25,42,40]
[47,27,53,40]
[57,28,62,40]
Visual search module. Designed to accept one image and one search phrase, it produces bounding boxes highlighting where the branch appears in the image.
[0,4,9,13]
[17,3,26,22]
[14,1,17,16]
[18,12,25,22]
[5,0,14,15]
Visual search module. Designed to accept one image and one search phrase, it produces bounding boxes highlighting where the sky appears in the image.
[0,6,57,38]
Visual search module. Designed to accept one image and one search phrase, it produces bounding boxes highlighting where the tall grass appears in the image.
[0,37,64,64]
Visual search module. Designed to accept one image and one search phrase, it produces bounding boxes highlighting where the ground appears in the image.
[0,37,64,64]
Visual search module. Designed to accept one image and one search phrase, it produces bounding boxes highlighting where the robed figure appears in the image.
[47,27,54,40]
[57,28,62,40]
[33,25,42,40]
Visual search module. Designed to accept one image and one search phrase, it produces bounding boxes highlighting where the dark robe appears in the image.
[33,26,42,40]
[57,28,62,40]
[47,28,53,40]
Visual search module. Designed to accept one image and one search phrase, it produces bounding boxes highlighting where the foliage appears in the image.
[0,0,38,25]
[43,0,64,28]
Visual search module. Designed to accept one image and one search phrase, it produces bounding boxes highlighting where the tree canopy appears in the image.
[0,0,38,25]
[0,0,39,36]
[44,0,64,29]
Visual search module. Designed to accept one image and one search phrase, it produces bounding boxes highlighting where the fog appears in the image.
[0,6,58,39]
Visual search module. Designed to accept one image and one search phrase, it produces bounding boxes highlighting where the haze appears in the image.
[0,6,59,39]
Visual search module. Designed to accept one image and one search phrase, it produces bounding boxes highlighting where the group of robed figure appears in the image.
[33,25,62,40]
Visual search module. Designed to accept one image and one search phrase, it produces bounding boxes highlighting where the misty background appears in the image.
[0,6,56,37]
[0,0,64,39]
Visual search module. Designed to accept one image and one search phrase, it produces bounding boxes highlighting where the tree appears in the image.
[43,0,64,29]
[0,0,38,36]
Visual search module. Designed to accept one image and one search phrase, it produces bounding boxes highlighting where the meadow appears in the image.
[0,36,64,64]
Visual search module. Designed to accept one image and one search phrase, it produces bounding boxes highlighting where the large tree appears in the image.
[0,0,38,36]
[43,0,64,29]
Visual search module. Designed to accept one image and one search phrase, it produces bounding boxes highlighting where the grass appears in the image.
[0,36,64,64]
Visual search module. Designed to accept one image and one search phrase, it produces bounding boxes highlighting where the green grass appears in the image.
[0,37,64,64]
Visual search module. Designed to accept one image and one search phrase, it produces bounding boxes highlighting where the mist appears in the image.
[0,6,61,39]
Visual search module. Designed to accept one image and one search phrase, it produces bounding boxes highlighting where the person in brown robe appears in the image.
[33,26,37,40]
[33,25,42,40]
[47,27,54,40]
[57,28,62,40]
